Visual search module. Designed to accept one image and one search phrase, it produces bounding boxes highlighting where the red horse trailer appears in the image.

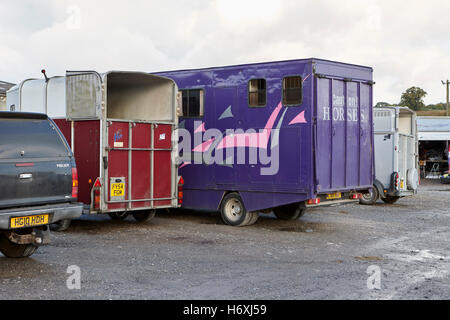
[8,71,180,224]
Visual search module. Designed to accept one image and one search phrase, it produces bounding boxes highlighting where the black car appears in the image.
[0,112,83,258]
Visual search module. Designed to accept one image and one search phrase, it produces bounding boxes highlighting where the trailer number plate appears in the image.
[326,192,342,200]
[111,183,125,197]
[10,214,49,229]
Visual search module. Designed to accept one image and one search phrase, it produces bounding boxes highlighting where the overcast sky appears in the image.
[1,0,449,104]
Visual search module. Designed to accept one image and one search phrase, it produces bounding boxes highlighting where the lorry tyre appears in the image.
[220,193,251,227]
[0,234,37,258]
[132,210,156,223]
[50,219,72,232]
[108,212,128,220]
[245,211,259,226]
[382,196,400,204]
[360,186,379,205]
[273,203,305,220]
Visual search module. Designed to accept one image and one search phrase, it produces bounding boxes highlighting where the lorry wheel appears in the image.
[220,193,251,227]
[50,219,72,232]
[108,212,128,220]
[382,196,400,204]
[273,203,305,220]
[132,210,156,223]
[360,187,379,205]
[0,234,37,258]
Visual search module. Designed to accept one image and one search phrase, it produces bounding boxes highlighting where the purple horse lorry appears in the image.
[156,58,374,226]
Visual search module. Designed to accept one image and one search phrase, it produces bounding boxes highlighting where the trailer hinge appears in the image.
[315,73,326,79]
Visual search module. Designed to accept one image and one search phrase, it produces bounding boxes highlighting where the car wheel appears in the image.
[50,219,71,232]
[132,210,156,223]
[360,186,379,205]
[382,195,400,204]
[273,203,305,220]
[0,234,37,258]
[108,212,128,220]
[220,193,252,227]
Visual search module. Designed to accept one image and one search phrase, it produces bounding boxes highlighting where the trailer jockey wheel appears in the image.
[220,193,254,227]
[359,186,379,205]
[273,203,305,220]
[132,210,156,223]
[108,212,129,221]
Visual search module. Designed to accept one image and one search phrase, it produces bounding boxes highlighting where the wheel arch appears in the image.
[217,190,241,210]
[374,179,386,198]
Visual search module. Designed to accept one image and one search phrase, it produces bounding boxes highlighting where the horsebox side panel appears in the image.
[74,120,101,205]
[53,119,101,205]
[153,124,173,207]
[157,60,314,212]
[53,119,71,148]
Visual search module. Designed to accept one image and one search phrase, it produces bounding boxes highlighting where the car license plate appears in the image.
[111,183,125,197]
[326,192,342,200]
[10,214,49,229]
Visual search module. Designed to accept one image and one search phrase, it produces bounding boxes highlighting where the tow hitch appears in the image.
[4,227,50,246]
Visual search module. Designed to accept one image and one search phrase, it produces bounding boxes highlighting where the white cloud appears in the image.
[0,0,449,104]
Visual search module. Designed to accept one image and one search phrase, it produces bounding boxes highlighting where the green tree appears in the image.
[399,87,427,111]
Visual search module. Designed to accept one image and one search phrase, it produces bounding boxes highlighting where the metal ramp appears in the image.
[426,163,441,179]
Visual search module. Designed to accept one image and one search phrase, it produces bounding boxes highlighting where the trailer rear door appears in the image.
[106,121,174,211]
[315,76,373,192]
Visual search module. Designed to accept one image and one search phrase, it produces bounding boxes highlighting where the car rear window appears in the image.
[0,118,70,159]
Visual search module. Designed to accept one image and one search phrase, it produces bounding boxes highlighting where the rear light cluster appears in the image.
[93,178,102,211]
[307,198,320,205]
[72,168,79,199]
[178,176,184,205]
[394,172,400,189]
[351,193,362,199]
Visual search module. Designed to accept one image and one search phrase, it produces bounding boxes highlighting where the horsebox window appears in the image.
[248,79,266,107]
[181,89,204,117]
[282,76,302,106]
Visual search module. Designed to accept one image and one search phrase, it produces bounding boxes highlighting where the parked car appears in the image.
[0,112,83,258]
[440,172,450,184]
[360,106,419,205]
[156,58,375,226]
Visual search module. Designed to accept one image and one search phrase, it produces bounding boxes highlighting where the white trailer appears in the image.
[6,77,66,115]
[361,106,419,205]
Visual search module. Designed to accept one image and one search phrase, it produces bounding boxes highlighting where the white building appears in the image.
[417,116,450,176]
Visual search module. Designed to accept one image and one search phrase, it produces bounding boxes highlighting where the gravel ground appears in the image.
[0,179,449,300]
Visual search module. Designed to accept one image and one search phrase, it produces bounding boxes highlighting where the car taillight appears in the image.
[93,178,101,211]
[72,167,78,199]
[307,198,320,205]
[178,176,184,205]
